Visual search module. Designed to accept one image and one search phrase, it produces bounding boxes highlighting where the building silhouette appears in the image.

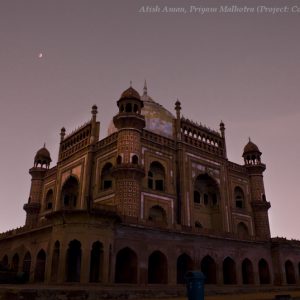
[0,82,299,288]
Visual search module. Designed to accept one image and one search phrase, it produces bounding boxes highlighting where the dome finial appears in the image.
[249,137,251,142]
[143,80,148,96]
[130,80,132,87]
[43,142,46,148]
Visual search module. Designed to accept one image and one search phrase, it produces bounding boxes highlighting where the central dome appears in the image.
[108,83,175,138]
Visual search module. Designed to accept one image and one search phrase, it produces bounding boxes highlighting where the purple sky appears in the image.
[0,0,299,238]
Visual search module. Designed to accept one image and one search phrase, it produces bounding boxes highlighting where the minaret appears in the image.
[111,85,145,218]
[24,145,52,226]
[243,139,271,239]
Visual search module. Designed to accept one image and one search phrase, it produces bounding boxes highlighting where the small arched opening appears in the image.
[148,161,165,192]
[125,103,132,112]
[258,259,271,284]
[61,176,79,209]
[242,258,254,284]
[115,247,138,283]
[148,251,168,284]
[1,255,8,269]
[34,249,46,282]
[234,186,245,209]
[132,155,138,164]
[12,254,19,272]
[66,240,82,282]
[285,260,296,284]
[223,257,236,284]
[194,191,200,204]
[201,255,217,284]
[101,163,113,190]
[116,155,122,165]
[177,253,194,284]
[90,241,104,283]
[148,205,167,224]
[45,189,54,210]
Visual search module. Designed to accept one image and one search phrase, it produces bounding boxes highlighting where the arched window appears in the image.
[148,161,165,192]
[194,191,200,204]
[12,253,19,272]
[115,247,137,283]
[193,173,221,230]
[101,163,113,190]
[148,205,167,224]
[45,189,54,210]
[223,257,236,284]
[90,241,103,283]
[34,249,46,282]
[22,252,31,282]
[201,255,217,284]
[61,176,79,209]
[66,240,81,282]
[237,222,249,239]
[51,241,60,282]
[148,251,168,284]
[131,155,138,164]
[285,260,296,284]
[234,187,245,209]
[133,104,138,113]
[242,258,254,284]
[116,155,122,165]
[258,258,270,284]
[177,253,194,284]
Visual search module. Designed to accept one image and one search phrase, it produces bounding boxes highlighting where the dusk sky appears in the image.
[0,0,299,238]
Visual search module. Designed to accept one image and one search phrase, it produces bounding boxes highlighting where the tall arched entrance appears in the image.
[201,255,217,284]
[66,240,81,282]
[258,259,271,284]
[223,257,236,284]
[242,258,254,284]
[22,252,31,282]
[34,249,46,282]
[115,247,137,283]
[148,251,168,284]
[177,253,193,284]
[90,241,104,282]
[51,241,60,282]
[285,260,296,284]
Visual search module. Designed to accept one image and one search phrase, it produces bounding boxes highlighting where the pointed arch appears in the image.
[22,251,31,282]
[258,258,271,284]
[223,257,236,284]
[101,163,113,190]
[177,253,194,284]
[1,255,8,269]
[201,255,217,284]
[148,205,167,224]
[148,161,165,191]
[115,247,137,283]
[61,176,79,209]
[12,253,19,272]
[51,241,60,282]
[45,189,54,210]
[285,260,296,284]
[148,251,168,284]
[90,241,104,282]
[66,240,82,282]
[234,186,245,209]
[34,249,46,282]
[242,258,254,284]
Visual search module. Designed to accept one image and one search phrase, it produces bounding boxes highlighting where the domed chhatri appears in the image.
[34,145,52,168]
[243,138,261,155]
[119,86,141,101]
[109,82,174,138]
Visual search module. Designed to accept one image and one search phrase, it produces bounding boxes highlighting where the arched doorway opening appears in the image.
[61,176,79,209]
[22,252,31,282]
[90,241,104,282]
[12,254,19,272]
[223,257,236,284]
[258,259,271,284]
[177,253,193,284]
[242,258,254,284]
[148,205,167,224]
[285,260,296,284]
[201,255,217,284]
[34,249,46,282]
[66,240,81,282]
[51,241,60,282]
[148,251,168,284]
[115,247,137,283]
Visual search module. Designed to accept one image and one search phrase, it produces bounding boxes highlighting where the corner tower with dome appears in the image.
[0,83,299,294]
